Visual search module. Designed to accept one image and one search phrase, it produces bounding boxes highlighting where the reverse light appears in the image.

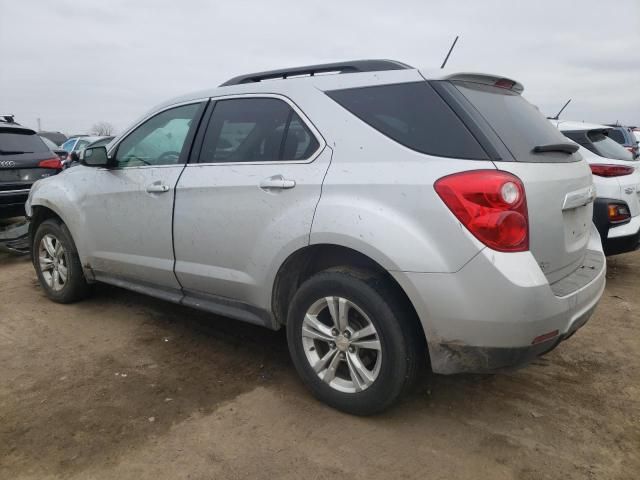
[38,158,63,169]
[590,164,634,177]
[434,170,529,252]
[608,203,631,223]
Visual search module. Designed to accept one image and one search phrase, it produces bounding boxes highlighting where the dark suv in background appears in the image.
[0,115,64,218]
[606,125,639,158]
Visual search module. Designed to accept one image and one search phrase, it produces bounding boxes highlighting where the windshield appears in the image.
[61,139,77,152]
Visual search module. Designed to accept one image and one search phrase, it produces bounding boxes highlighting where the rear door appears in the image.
[173,95,330,308]
[439,79,596,283]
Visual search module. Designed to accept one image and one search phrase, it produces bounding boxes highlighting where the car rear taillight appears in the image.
[590,164,635,177]
[38,158,63,169]
[608,203,631,223]
[434,170,529,252]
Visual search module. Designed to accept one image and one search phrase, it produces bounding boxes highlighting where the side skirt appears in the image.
[92,273,277,330]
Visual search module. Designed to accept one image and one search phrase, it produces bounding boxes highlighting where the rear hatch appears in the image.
[0,127,60,195]
[435,76,595,284]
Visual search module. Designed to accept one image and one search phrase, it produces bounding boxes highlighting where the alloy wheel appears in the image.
[301,296,382,393]
[38,234,68,292]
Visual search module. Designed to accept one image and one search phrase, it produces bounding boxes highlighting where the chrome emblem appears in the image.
[0,160,16,168]
[624,186,635,195]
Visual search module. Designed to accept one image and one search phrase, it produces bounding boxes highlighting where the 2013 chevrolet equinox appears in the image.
[26,60,606,415]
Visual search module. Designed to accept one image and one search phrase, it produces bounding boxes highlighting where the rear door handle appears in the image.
[259,175,296,190]
[146,183,170,193]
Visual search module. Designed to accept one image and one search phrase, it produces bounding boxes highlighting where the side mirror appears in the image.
[69,151,79,163]
[82,146,111,167]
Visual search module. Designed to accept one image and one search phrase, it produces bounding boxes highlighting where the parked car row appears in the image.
[4,59,639,414]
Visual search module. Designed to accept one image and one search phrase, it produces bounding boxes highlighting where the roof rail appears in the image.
[0,114,16,124]
[219,59,413,87]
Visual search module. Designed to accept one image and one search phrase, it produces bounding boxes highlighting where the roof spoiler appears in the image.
[219,59,413,87]
[442,73,524,94]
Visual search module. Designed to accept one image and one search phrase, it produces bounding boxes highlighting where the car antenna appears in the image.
[548,99,572,120]
[440,35,459,69]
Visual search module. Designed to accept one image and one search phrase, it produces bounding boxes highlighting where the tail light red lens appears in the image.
[590,164,634,177]
[608,203,631,223]
[38,158,63,169]
[435,170,529,252]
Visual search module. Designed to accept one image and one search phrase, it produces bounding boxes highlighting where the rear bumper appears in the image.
[605,215,640,255]
[0,219,30,253]
[392,225,606,374]
[593,197,640,255]
[0,188,30,218]
[429,302,596,373]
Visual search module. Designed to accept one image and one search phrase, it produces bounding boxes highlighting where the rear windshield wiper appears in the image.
[532,143,579,154]
[0,149,32,155]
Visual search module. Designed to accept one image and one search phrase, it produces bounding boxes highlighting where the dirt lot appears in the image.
[0,249,638,480]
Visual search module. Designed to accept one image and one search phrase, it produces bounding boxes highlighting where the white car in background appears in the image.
[551,120,640,255]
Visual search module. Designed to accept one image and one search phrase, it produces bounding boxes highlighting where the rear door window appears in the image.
[327,82,488,160]
[452,81,577,163]
[0,129,49,154]
[198,98,320,163]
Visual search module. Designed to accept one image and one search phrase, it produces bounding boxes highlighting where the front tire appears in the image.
[33,218,90,303]
[286,269,423,415]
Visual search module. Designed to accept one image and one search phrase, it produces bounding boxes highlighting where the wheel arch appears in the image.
[29,204,65,248]
[271,243,426,345]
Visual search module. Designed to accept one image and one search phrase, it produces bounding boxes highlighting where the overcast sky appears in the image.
[1,0,638,136]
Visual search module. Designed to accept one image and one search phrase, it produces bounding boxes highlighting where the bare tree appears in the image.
[90,121,115,136]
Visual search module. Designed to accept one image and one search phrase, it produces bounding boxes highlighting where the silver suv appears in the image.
[26,60,606,414]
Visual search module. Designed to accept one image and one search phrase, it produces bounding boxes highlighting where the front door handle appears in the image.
[259,175,296,190]
[146,183,170,193]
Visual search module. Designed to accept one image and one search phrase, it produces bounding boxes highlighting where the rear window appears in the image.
[0,128,49,154]
[453,82,576,163]
[587,131,633,161]
[326,82,488,160]
[607,129,626,145]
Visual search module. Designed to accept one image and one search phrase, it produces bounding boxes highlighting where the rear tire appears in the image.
[33,218,90,303]
[286,268,424,415]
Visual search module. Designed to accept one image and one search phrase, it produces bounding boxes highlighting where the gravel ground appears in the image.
[0,249,638,479]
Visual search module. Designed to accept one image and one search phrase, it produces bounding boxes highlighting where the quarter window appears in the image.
[327,82,488,160]
[115,103,201,167]
[199,98,319,163]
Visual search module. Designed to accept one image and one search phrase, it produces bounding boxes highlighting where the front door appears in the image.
[81,102,205,291]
